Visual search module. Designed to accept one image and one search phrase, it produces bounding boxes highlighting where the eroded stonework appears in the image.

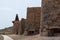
[41,0,60,36]
[12,7,41,35]
[25,7,41,35]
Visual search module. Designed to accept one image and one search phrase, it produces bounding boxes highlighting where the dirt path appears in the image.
[8,34,60,40]
[2,35,13,40]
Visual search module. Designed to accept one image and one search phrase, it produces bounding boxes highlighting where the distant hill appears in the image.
[0,26,13,35]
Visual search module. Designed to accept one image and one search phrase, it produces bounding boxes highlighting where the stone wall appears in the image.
[12,17,26,35]
[41,0,60,36]
[12,14,21,35]
[13,21,21,34]
[26,7,41,35]
[12,7,41,35]
[20,18,26,35]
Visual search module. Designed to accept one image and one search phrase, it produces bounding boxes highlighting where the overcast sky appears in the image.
[0,0,41,29]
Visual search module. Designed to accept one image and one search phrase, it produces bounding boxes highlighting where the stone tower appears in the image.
[26,7,41,35]
[41,0,60,36]
[12,14,20,34]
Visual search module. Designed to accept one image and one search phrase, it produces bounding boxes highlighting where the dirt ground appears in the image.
[0,35,3,40]
[9,34,60,40]
[9,34,40,40]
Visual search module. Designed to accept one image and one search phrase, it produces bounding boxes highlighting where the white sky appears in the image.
[0,0,41,29]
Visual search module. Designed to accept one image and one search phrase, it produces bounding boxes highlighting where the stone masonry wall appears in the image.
[27,7,41,35]
[41,0,60,36]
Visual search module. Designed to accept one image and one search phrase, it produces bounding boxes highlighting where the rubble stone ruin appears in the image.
[41,0,60,36]
[12,7,41,35]
[12,14,21,34]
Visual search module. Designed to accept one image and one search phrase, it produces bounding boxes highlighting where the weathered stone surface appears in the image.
[41,0,60,36]
[20,18,26,35]
[12,14,22,35]
[12,16,26,35]
[26,7,41,35]
[12,7,41,35]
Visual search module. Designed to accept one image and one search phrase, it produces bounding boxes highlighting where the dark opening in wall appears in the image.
[49,28,60,36]
[28,31,34,35]
[16,31,18,34]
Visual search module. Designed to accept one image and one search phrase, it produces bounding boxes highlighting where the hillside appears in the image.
[0,26,13,35]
